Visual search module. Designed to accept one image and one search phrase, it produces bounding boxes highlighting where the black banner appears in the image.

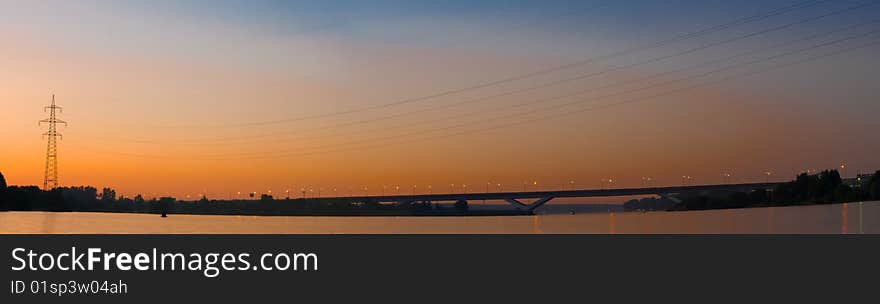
[1,235,877,303]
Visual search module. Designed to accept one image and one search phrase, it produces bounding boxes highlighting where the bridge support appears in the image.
[658,194,681,204]
[504,197,554,211]
[504,198,527,209]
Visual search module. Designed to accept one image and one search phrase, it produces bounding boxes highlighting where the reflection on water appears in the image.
[1,201,878,234]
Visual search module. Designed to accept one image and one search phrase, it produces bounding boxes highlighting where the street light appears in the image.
[681,176,694,186]
[764,171,772,183]
[840,163,847,178]
[720,172,732,184]
[601,178,613,189]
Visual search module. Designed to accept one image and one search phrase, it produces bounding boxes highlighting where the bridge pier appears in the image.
[504,198,527,209]
[505,197,554,211]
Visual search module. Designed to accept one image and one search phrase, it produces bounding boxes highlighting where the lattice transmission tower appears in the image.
[40,94,67,190]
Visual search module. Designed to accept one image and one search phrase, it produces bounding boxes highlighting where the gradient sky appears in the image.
[1,0,878,199]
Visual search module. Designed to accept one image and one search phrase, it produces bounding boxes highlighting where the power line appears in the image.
[231,29,880,159]
[109,0,854,145]
[247,37,880,160]
[200,21,880,158]
[160,0,826,129]
[95,27,879,160]
[89,11,879,159]
[277,14,880,149]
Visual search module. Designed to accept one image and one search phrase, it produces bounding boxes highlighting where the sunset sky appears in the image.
[1,0,878,199]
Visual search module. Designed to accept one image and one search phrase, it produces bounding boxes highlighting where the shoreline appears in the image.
[2,199,873,217]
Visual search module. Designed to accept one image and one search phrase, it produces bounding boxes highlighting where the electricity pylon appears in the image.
[40,94,67,190]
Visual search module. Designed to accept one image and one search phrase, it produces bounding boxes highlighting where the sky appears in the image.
[1,0,878,199]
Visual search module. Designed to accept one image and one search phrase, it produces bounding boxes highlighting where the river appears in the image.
[1,201,877,233]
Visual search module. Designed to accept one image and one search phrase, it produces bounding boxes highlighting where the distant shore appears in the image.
[0,208,534,217]
[626,170,879,212]
[2,170,877,216]
[3,201,877,234]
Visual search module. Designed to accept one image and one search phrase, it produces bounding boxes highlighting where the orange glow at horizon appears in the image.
[3,82,874,200]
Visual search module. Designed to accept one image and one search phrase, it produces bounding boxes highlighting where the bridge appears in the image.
[320,182,781,212]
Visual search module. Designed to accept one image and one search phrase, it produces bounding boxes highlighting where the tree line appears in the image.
[3,169,877,215]
[0,171,473,215]
[625,170,880,212]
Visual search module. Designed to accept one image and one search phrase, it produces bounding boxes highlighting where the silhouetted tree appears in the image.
[117,196,134,211]
[793,173,814,203]
[811,170,842,203]
[0,171,6,210]
[100,188,116,203]
[46,188,69,211]
[834,184,853,203]
[61,186,99,210]
[157,197,175,215]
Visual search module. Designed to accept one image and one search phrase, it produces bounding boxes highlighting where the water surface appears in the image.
[1,201,877,234]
